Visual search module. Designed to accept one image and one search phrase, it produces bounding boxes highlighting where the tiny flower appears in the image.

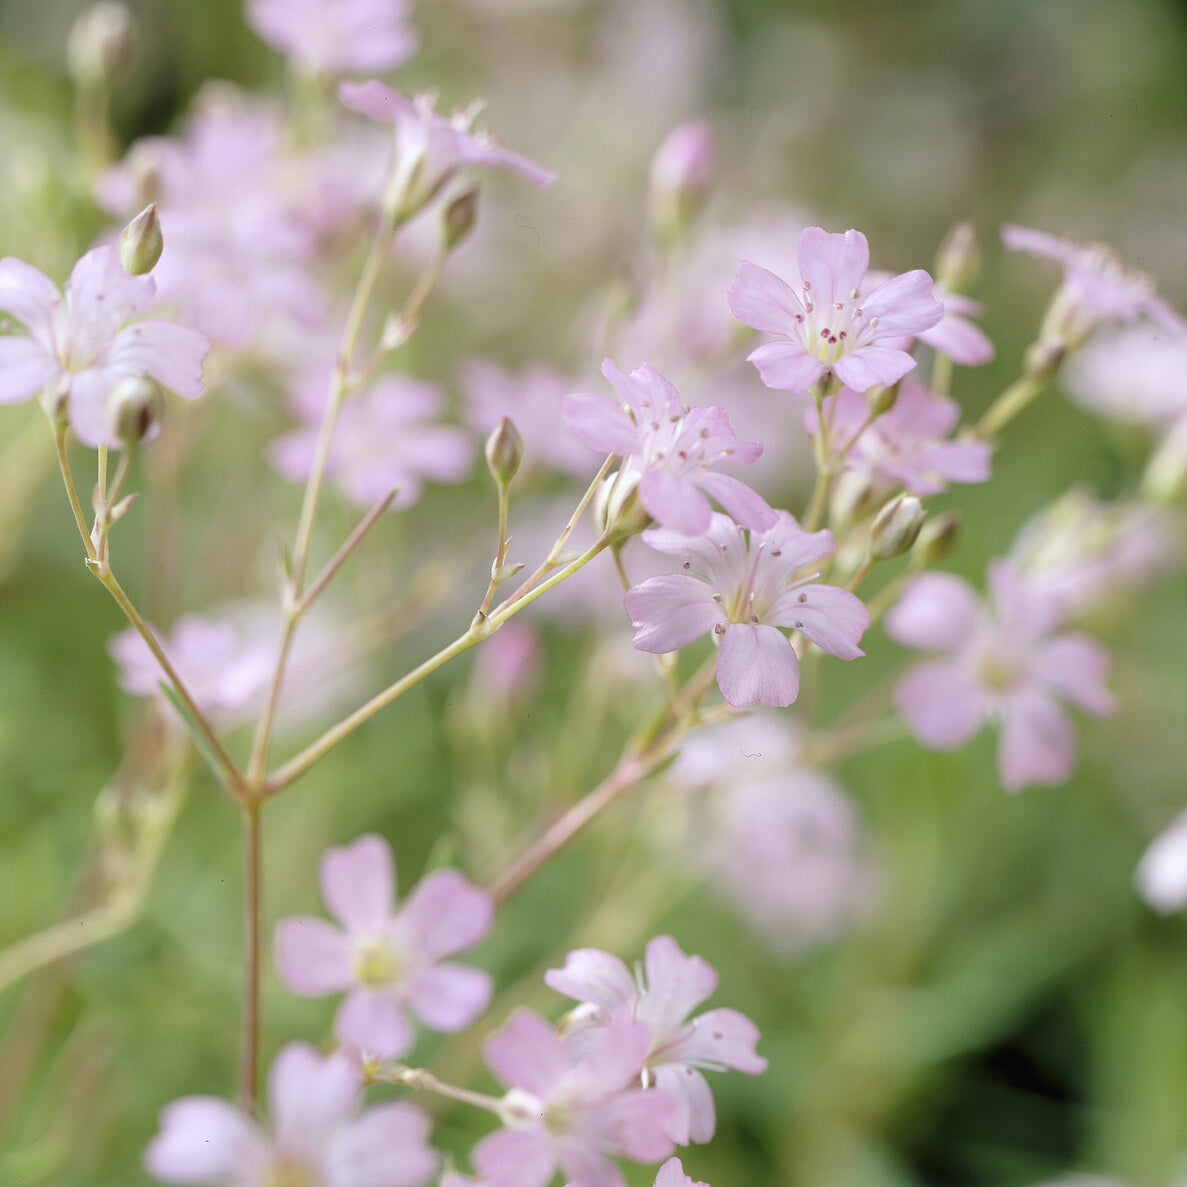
[653,1157,709,1187]
[727,226,943,394]
[275,834,494,1060]
[338,81,555,222]
[1136,809,1187,913]
[144,1042,438,1187]
[0,245,209,446]
[247,0,419,77]
[545,935,767,1145]
[804,380,992,497]
[886,562,1116,792]
[474,1008,676,1187]
[625,511,868,708]
[564,358,776,535]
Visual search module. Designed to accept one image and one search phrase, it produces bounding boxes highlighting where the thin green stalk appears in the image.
[974,373,1045,440]
[239,802,262,1113]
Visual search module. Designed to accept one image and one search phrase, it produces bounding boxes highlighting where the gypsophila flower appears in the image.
[625,511,868,707]
[474,1008,676,1187]
[564,358,776,534]
[339,81,555,222]
[886,562,1116,792]
[545,935,767,1145]
[727,226,943,394]
[653,1158,709,1187]
[0,245,209,446]
[275,834,493,1060]
[247,0,418,77]
[144,1042,438,1186]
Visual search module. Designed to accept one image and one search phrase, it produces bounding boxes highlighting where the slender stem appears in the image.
[52,424,97,562]
[476,482,513,619]
[239,801,262,1113]
[374,1064,505,1115]
[974,373,1045,440]
[298,487,398,616]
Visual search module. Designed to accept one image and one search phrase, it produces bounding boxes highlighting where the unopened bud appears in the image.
[935,221,980,293]
[119,203,163,275]
[1141,419,1187,504]
[1024,337,1065,381]
[866,381,899,418]
[869,494,925,561]
[648,119,716,242]
[441,187,479,250]
[829,469,880,532]
[67,2,135,87]
[911,509,962,567]
[485,417,524,487]
[593,473,650,542]
[106,375,164,448]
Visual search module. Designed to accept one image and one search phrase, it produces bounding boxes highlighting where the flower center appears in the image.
[350,934,403,988]
[265,1154,319,1187]
[977,649,1021,693]
[796,283,876,364]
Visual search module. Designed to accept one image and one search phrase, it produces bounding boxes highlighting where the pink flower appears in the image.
[275,835,494,1060]
[727,227,943,394]
[0,245,208,446]
[805,380,991,496]
[545,935,767,1145]
[338,81,555,221]
[474,1008,676,1187]
[247,0,418,76]
[270,374,473,510]
[653,1158,709,1187]
[144,1042,437,1186]
[564,358,775,534]
[1136,809,1187,913]
[916,287,995,365]
[886,563,1116,792]
[625,511,868,707]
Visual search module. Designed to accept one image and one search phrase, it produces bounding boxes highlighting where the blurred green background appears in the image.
[0,1,1185,1185]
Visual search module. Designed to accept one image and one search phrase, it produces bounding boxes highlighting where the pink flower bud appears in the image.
[648,120,715,240]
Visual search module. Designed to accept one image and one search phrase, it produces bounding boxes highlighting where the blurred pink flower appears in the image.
[886,563,1115,791]
[653,1158,708,1187]
[545,935,766,1145]
[271,374,473,510]
[472,620,540,699]
[625,511,868,708]
[805,380,991,496]
[275,835,493,1060]
[564,358,775,534]
[475,1008,675,1187]
[0,245,208,447]
[728,227,943,393]
[247,0,418,76]
[1136,809,1187,913]
[339,82,555,221]
[144,1042,437,1186]
[648,120,715,237]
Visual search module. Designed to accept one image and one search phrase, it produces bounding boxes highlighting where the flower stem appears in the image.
[239,801,262,1113]
[374,1064,505,1115]
[974,373,1045,439]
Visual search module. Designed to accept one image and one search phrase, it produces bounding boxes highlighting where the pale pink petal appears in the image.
[0,337,56,403]
[338,79,415,123]
[579,1015,652,1095]
[68,245,153,322]
[654,1157,708,1187]
[408,962,492,1031]
[1035,635,1116,716]
[798,227,869,306]
[600,1085,677,1162]
[274,916,353,995]
[716,624,799,708]
[564,391,639,457]
[769,584,867,660]
[653,1063,715,1145]
[66,368,118,448]
[144,1097,267,1183]
[833,344,918,391]
[662,1006,767,1075]
[545,948,636,1011]
[320,834,394,933]
[269,1044,359,1149]
[555,1143,627,1187]
[727,261,804,335]
[998,691,1075,791]
[860,269,943,338]
[920,312,995,365]
[485,1008,566,1096]
[694,472,777,531]
[746,341,823,393]
[641,937,717,1036]
[895,660,989,749]
[108,320,210,398]
[335,987,415,1060]
[473,1126,556,1187]
[626,574,723,653]
[885,573,982,652]
[399,868,493,960]
[325,1101,438,1187]
[0,256,60,328]
[640,468,713,533]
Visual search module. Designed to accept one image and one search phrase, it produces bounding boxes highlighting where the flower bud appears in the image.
[648,120,715,242]
[485,417,524,487]
[441,187,479,250]
[106,375,164,448]
[593,472,650,542]
[911,509,962,567]
[869,494,925,561]
[828,469,880,532]
[866,381,899,418]
[67,2,135,88]
[1141,418,1187,504]
[119,203,163,275]
[1024,337,1065,381]
[935,221,980,293]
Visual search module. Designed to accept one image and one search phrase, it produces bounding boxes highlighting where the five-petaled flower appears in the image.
[727,226,943,394]
[625,511,868,707]
[545,935,767,1145]
[275,834,494,1060]
[0,245,209,447]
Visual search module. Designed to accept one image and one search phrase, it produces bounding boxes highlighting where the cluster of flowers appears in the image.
[144,834,763,1187]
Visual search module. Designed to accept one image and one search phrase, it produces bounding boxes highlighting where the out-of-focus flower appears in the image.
[275,834,493,1060]
[565,358,775,534]
[0,245,209,447]
[338,81,555,222]
[475,1008,675,1187]
[648,120,715,240]
[247,0,418,77]
[144,1042,437,1186]
[805,380,992,497]
[886,563,1115,791]
[728,227,943,394]
[653,1157,709,1187]
[271,374,473,510]
[1136,808,1187,913]
[919,287,995,365]
[545,935,767,1145]
[625,511,868,708]
[472,620,540,700]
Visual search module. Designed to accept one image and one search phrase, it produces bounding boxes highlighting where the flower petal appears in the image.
[326,1101,438,1187]
[998,690,1076,791]
[626,574,723,654]
[716,624,799,707]
[335,987,415,1060]
[398,867,493,960]
[274,916,353,996]
[485,1008,566,1095]
[833,344,918,392]
[885,573,982,652]
[798,227,869,308]
[770,583,868,659]
[895,660,988,749]
[746,341,823,393]
[269,1043,359,1150]
[408,962,492,1031]
[473,1126,556,1187]
[545,947,636,1011]
[727,261,804,335]
[143,1097,267,1183]
[320,834,394,933]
